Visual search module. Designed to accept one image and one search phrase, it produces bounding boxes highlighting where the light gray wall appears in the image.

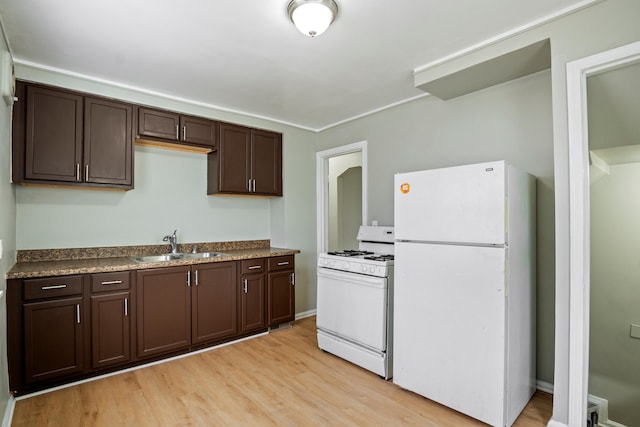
[317,69,556,383]
[589,163,640,427]
[0,38,16,419]
[12,65,318,314]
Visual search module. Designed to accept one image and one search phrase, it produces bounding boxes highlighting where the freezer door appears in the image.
[395,161,506,245]
[393,241,506,426]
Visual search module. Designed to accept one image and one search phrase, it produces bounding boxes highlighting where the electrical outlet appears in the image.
[631,324,640,339]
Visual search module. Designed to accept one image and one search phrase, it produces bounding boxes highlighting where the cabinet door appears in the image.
[180,115,216,148]
[137,107,180,141]
[25,85,83,182]
[91,291,130,369]
[84,97,133,187]
[239,273,266,333]
[217,122,251,193]
[251,129,282,196]
[23,297,84,384]
[268,270,295,326]
[136,267,191,359]
[192,262,237,344]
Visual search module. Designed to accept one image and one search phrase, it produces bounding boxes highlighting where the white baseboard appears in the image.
[295,309,316,319]
[1,396,15,427]
[537,379,554,394]
[546,420,567,427]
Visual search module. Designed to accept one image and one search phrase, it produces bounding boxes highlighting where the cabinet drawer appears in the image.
[23,275,83,301]
[240,259,265,274]
[268,255,294,272]
[91,271,130,293]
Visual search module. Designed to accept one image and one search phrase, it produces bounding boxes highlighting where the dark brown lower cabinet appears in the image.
[267,270,295,326]
[192,262,238,344]
[136,266,191,359]
[239,273,266,333]
[91,291,131,369]
[90,271,132,369]
[8,255,295,395]
[267,255,295,326]
[23,296,85,384]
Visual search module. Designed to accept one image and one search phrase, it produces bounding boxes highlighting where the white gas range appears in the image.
[316,226,394,379]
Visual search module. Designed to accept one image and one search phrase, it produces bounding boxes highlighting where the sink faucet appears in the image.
[163,230,178,254]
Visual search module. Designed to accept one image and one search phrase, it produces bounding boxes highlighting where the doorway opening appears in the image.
[566,40,640,427]
[316,141,368,254]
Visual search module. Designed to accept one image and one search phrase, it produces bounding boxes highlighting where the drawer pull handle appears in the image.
[277,261,289,266]
[124,298,128,317]
[41,284,67,290]
[243,279,248,293]
[291,273,295,286]
[101,280,123,285]
[76,304,81,324]
[248,265,261,270]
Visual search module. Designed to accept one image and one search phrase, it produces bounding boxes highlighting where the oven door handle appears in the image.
[317,267,387,288]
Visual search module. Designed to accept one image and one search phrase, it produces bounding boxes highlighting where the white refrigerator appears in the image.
[392,161,536,427]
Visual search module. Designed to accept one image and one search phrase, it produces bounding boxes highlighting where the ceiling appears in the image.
[0,0,596,131]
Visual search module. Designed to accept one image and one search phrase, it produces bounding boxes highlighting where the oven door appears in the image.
[316,267,388,352]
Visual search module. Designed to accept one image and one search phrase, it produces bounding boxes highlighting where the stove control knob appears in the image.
[369,266,376,273]
[344,263,351,270]
[329,260,335,267]
[361,265,367,272]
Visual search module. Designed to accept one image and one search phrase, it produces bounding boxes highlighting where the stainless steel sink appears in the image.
[180,251,227,259]
[130,252,227,263]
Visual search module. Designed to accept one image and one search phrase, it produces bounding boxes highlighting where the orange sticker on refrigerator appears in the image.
[400,183,410,194]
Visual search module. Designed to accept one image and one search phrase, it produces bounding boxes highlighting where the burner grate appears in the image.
[363,254,395,261]
[327,250,374,257]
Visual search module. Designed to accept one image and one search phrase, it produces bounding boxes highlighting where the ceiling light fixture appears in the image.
[287,0,338,38]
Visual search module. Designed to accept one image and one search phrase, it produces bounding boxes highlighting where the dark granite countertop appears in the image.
[7,240,300,279]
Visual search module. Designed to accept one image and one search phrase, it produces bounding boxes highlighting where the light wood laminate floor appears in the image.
[12,316,552,426]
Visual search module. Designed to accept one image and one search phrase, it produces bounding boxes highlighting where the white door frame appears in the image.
[565,40,640,427]
[316,141,368,255]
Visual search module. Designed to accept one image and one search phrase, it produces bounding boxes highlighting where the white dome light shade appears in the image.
[288,0,338,38]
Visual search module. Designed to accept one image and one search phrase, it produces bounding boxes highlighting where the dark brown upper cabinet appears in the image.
[137,106,216,149]
[207,123,282,196]
[84,97,133,187]
[12,81,134,190]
